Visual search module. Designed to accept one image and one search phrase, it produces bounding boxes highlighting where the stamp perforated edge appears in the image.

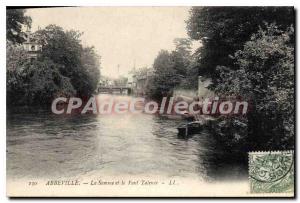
[248,150,295,195]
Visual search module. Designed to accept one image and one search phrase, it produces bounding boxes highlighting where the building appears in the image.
[126,73,134,88]
[22,27,42,61]
[132,68,154,96]
[172,76,214,103]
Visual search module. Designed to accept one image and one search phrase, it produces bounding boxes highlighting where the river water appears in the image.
[7,94,247,182]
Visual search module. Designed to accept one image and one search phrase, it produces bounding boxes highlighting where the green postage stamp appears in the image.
[249,151,294,194]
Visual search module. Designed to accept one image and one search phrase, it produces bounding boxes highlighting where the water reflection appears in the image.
[7,94,247,181]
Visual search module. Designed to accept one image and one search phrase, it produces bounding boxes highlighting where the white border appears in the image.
[2,0,297,6]
[0,0,298,202]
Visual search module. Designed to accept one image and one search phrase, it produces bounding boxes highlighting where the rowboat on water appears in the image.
[177,121,202,137]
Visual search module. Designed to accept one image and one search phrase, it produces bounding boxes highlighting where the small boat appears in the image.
[177,121,202,137]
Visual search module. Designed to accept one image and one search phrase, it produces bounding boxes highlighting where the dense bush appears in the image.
[7,45,75,105]
[6,9,32,44]
[212,24,294,150]
[186,7,294,151]
[7,24,101,106]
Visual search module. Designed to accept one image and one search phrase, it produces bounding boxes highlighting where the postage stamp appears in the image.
[249,151,294,194]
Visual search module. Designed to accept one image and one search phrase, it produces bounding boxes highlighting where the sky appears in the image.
[26,7,198,78]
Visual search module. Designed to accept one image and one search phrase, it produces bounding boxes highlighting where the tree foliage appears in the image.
[35,25,101,97]
[7,54,75,105]
[147,38,197,99]
[81,46,101,94]
[7,23,101,105]
[186,7,294,150]
[187,7,294,80]
[147,50,181,99]
[6,9,32,44]
[214,24,294,150]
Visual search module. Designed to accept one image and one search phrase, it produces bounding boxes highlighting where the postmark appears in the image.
[249,151,294,194]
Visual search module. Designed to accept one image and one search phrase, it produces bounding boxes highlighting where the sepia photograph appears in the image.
[6,5,295,197]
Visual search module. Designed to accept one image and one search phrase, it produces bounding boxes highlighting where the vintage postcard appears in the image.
[6,6,295,197]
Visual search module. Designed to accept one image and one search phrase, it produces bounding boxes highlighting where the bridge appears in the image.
[97,86,132,94]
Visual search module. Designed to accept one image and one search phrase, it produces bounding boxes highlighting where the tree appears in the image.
[187,7,294,81]
[172,38,198,89]
[214,24,294,150]
[35,25,83,78]
[147,50,181,99]
[6,41,28,71]
[35,25,100,96]
[7,54,75,105]
[147,38,197,99]
[171,38,192,77]
[173,38,192,60]
[7,24,101,106]
[6,9,32,44]
[81,46,101,95]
